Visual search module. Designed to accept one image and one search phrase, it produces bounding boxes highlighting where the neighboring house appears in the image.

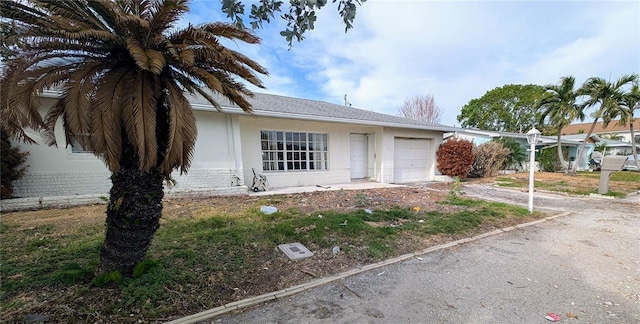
[444,129,591,171]
[561,119,640,147]
[10,91,458,198]
[590,136,639,156]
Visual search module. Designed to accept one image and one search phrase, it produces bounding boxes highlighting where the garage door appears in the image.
[394,138,431,183]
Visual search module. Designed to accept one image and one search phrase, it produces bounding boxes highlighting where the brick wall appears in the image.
[11,168,247,198]
[12,171,112,198]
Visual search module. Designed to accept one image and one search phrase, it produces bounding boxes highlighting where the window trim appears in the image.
[68,134,94,154]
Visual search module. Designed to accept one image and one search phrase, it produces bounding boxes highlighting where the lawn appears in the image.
[493,170,640,197]
[0,185,544,323]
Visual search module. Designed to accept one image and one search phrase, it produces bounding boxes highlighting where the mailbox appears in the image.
[598,156,629,194]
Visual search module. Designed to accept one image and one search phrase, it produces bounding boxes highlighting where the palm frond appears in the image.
[130,70,160,169]
[2,0,268,174]
[161,80,196,174]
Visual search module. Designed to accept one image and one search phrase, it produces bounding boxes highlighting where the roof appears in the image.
[447,128,587,146]
[187,92,460,133]
[595,137,640,148]
[40,89,461,133]
[561,119,638,135]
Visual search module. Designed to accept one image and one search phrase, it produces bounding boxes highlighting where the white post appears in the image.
[528,142,535,213]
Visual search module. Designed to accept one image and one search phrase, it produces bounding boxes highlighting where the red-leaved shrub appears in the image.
[436,137,475,179]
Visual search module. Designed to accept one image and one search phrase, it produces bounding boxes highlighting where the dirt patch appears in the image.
[3,175,614,323]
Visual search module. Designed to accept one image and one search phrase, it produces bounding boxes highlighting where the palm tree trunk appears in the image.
[556,126,567,174]
[631,121,640,169]
[97,141,164,276]
[571,119,599,175]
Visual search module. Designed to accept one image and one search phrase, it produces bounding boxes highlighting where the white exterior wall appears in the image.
[12,98,112,197]
[169,112,245,191]
[378,128,443,183]
[11,104,244,198]
[238,116,382,188]
[9,100,447,198]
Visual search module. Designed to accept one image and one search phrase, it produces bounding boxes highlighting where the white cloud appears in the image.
[183,0,640,126]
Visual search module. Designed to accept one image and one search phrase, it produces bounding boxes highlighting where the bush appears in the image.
[1,129,29,199]
[537,147,562,172]
[493,137,527,170]
[436,137,475,179]
[469,142,510,178]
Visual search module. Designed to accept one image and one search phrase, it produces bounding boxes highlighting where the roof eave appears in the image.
[192,104,460,133]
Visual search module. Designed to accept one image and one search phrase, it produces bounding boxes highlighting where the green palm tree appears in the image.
[0,0,267,276]
[493,137,527,170]
[536,76,584,175]
[619,82,640,169]
[572,74,638,174]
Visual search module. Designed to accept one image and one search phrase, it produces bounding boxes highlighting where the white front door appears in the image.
[350,134,367,179]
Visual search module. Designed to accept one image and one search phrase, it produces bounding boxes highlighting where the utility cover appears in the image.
[278,242,313,260]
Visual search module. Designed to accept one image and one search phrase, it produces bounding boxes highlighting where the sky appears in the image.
[184,0,640,127]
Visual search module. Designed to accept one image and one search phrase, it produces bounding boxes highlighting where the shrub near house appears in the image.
[469,142,510,178]
[1,129,29,199]
[436,137,475,179]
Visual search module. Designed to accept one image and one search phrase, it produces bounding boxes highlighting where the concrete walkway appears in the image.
[170,184,640,323]
[249,180,405,197]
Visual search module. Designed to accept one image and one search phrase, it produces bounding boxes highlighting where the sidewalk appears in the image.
[172,184,640,323]
[249,180,405,196]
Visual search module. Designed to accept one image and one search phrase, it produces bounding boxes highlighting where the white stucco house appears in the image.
[10,91,459,199]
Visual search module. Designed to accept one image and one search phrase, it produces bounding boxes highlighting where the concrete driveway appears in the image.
[188,184,640,323]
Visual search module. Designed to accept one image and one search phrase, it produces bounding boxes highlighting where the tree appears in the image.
[493,137,527,170]
[536,76,585,175]
[457,84,546,133]
[1,128,29,199]
[221,0,365,46]
[619,81,640,169]
[398,94,443,124]
[0,0,362,277]
[571,74,638,174]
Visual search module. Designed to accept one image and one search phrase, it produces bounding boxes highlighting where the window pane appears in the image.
[261,130,328,172]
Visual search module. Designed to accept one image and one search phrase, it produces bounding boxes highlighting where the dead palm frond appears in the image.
[1,0,268,174]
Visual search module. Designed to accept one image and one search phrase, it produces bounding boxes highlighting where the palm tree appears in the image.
[493,137,527,170]
[619,82,640,169]
[536,76,584,175]
[571,74,638,174]
[0,0,268,276]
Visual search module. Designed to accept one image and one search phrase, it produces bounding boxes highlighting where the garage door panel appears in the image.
[394,138,431,183]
